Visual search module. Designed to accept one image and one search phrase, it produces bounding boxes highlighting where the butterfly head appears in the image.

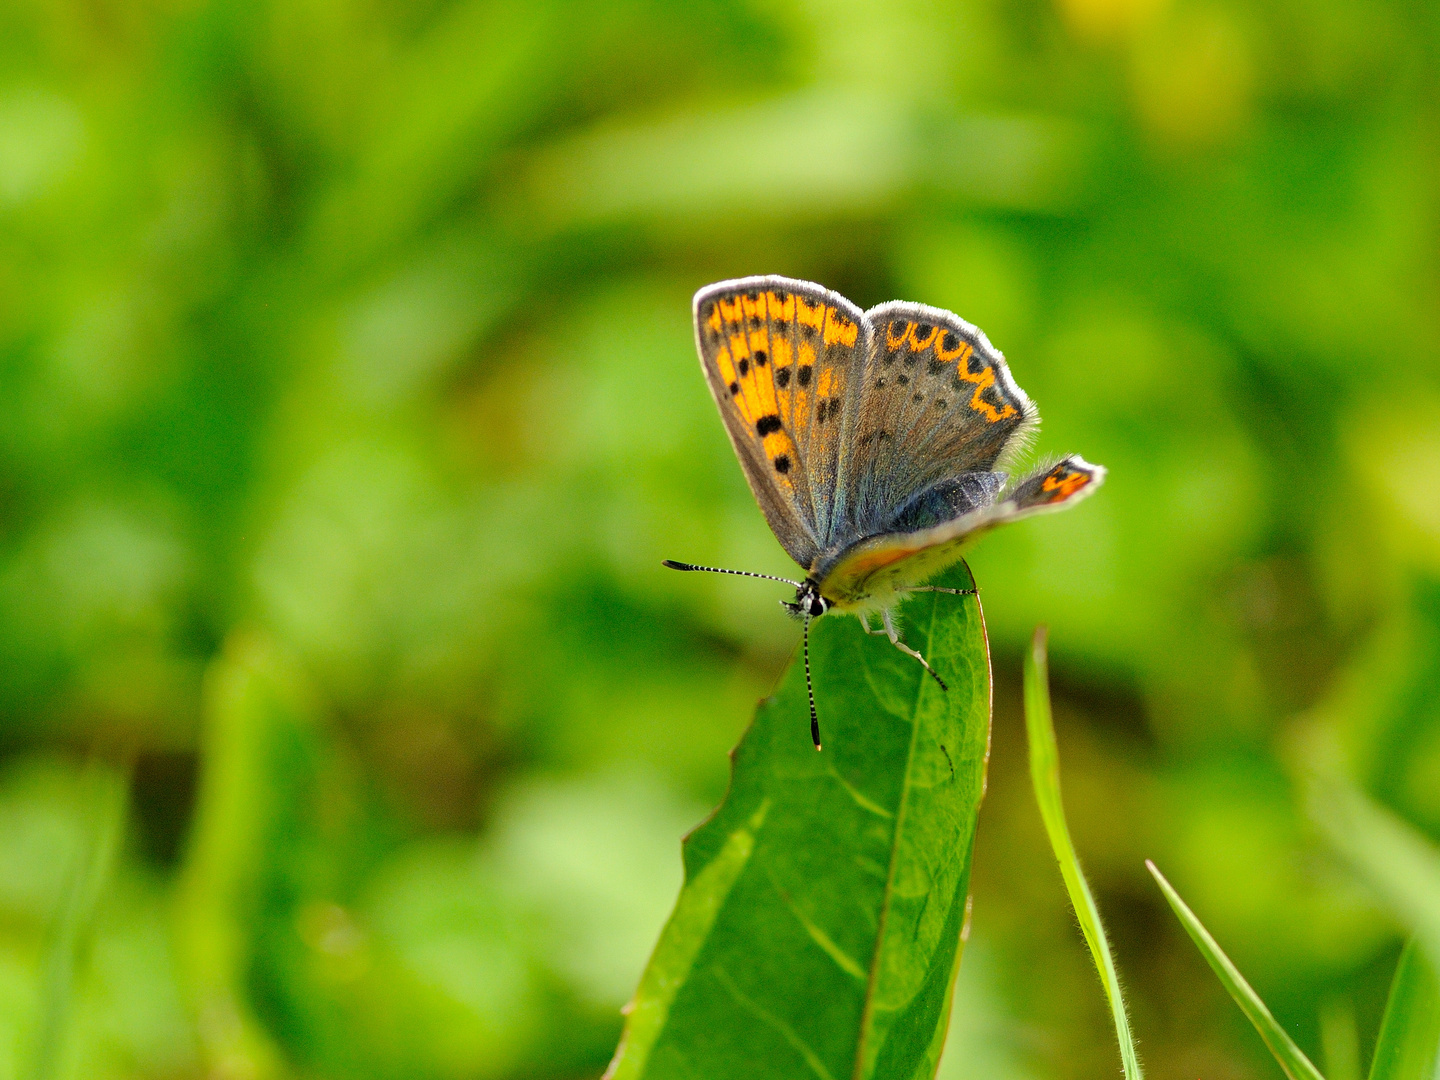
[783,579,830,619]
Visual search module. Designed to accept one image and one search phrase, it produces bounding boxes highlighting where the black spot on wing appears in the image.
[797,365,812,387]
[776,367,790,388]
[753,349,767,366]
[737,358,749,376]
[755,414,783,436]
[773,454,791,474]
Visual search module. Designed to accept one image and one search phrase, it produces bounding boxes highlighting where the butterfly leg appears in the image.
[881,609,948,692]
[857,613,888,636]
[903,585,977,596]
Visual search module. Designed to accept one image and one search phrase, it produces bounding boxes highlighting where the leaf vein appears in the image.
[712,965,839,1080]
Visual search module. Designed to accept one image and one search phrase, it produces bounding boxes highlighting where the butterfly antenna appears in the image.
[662,560,801,587]
[804,615,820,751]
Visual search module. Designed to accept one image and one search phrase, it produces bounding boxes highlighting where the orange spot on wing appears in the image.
[954,356,1017,423]
[717,346,753,422]
[718,297,743,323]
[886,321,913,348]
[765,291,795,322]
[1041,469,1089,500]
[934,336,971,363]
[823,307,858,346]
[791,342,818,436]
[909,324,939,351]
[707,306,722,333]
[795,296,825,329]
[772,336,793,367]
[816,366,836,397]
[762,430,793,458]
[750,339,778,415]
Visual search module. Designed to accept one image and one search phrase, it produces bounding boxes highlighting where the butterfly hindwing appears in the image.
[693,276,869,569]
[816,455,1105,609]
[838,301,1037,543]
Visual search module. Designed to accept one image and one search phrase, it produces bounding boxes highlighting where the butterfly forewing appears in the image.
[840,302,1036,541]
[693,276,870,570]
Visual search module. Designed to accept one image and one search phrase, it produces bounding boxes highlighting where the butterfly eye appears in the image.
[808,596,828,617]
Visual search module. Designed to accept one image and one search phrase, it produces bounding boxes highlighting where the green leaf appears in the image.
[1368,939,1440,1080]
[607,563,991,1080]
[1146,861,1325,1080]
[1307,776,1440,977]
[1024,627,1144,1080]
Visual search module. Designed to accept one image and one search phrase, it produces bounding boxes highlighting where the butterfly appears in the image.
[665,275,1104,749]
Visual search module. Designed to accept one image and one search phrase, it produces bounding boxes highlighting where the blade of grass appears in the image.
[1367,938,1440,1080]
[1146,860,1325,1080]
[29,760,128,1080]
[175,634,299,1080]
[1024,626,1143,1080]
[1320,997,1361,1080]
[1307,776,1440,977]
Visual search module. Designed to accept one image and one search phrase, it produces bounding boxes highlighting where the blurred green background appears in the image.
[2,0,1438,1077]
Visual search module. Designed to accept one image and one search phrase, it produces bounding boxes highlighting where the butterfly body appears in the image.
[673,274,1105,746]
